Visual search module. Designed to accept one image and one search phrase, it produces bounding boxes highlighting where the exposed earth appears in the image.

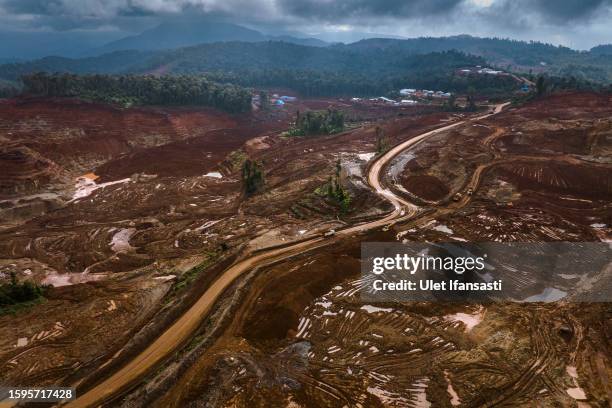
[0,92,610,407]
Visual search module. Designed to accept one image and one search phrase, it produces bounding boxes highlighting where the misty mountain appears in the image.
[94,21,266,54]
[0,21,327,60]
[0,51,154,82]
[93,21,328,54]
[0,30,126,60]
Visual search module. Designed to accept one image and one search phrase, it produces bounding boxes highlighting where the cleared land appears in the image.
[0,93,610,407]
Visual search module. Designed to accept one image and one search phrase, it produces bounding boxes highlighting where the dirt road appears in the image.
[65,103,509,408]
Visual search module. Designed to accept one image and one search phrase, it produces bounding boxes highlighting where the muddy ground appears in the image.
[150,235,611,408]
[389,92,612,243]
[115,93,611,408]
[0,96,453,394]
[0,92,610,407]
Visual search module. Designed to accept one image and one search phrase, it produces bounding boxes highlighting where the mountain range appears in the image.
[91,21,327,55]
[0,21,328,60]
[0,21,611,87]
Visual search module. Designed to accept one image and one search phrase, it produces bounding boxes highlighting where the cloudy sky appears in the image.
[0,0,611,50]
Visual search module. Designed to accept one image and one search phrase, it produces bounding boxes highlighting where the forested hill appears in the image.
[132,42,526,96]
[0,41,518,97]
[342,35,576,63]
[0,40,482,81]
[591,44,612,56]
[1,36,609,98]
[1,35,611,87]
[340,36,612,83]
[0,51,154,82]
[140,41,482,77]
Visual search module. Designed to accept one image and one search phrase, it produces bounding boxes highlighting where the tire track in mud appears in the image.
[395,117,609,226]
[369,115,596,406]
[65,104,511,408]
[470,310,578,407]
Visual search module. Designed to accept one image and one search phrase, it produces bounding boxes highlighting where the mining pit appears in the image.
[0,92,610,407]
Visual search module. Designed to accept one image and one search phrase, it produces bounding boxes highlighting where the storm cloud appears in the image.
[530,0,612,22]
[0,0,610,49]
[277,0,464,21]
[2,0,610,23]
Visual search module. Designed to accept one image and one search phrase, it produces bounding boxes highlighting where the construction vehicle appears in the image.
[323,229,336,238]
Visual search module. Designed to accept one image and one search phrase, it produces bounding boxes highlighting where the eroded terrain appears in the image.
[0,96,451,392]
[130,93,611,408]
[0,93,610,407]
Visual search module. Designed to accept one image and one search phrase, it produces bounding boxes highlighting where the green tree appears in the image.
[259,90,270,110]
[324,162,351,213]
[241,159,265,196]
[0,272,46,307]
[287,109,345,136]
[466,95,477,112]
[21,73,252,113]
[375,126,390,154]
[536,75,547,96]
[444,94,457,111]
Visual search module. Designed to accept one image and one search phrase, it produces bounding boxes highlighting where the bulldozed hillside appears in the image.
[0,92,610,407]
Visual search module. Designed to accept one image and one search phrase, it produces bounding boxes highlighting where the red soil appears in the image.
[401,174,450,201]
[497,161,612,201]
[0,97,246,188]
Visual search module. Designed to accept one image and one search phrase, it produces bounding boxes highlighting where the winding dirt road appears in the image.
[65,102,509,408]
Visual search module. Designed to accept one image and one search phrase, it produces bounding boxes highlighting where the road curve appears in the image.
[66,102,509,408]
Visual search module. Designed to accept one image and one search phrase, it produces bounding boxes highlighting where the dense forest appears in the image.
[21,73,252,112]
[343,36,612,83]
[1,42,520,98]
[142,43,519,96]
[205,67,519,97]
[0,50,152,81]
[1,37,609,100]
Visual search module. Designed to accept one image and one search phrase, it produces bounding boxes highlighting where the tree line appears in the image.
[20,73,252,113]
[203,66,518,98]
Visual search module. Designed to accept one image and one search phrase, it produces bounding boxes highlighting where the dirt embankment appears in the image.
[393,92,612,243]
[0,97,239,195]
[402,174,450,201]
